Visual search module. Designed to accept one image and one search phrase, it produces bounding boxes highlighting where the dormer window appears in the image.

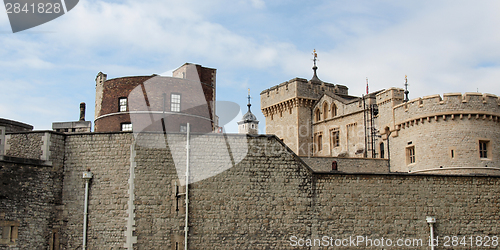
[119,98,127,112]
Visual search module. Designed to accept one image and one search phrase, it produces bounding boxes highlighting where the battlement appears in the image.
[393,92,500,125]
[376,88,404,106]
[260,77,349,109]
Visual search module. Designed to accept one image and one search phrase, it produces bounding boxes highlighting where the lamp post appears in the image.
[426,216,436,250]
[82,170,93,250]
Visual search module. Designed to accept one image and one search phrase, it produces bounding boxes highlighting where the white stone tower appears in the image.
[238,89,259,134]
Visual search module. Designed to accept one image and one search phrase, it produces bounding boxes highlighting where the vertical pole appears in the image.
[363,95,367,158]
[429,223,435,250]
[82,170,93,250]
[184,123,190,250]
[387,131,391,170]
[83,180,89,250]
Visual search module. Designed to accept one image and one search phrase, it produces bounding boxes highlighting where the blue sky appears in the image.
[1,0,500,133]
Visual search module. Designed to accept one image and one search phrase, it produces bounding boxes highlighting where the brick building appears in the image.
[94,63,217,133]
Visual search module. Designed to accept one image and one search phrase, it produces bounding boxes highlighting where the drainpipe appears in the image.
[82,170,93,250]
[363,95,367,158]
[387,130,392,171]
[426,216,436,250]
[185,123,190,249]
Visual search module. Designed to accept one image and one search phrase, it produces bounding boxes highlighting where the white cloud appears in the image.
[1,0,500,131]
[249,0,266,9]
[300,1,500,99]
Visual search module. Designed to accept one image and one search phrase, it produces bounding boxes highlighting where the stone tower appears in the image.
[238,89,259,134]
[260,50,348,156]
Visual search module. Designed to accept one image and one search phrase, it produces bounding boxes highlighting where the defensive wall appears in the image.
[392,92,500,126]
[1,132,500,249]
[375,88,405,131]
[301,156,389,173]
[0,131,65,249]
[0,118,33,133]
[260,78,348,113]
[386,93,500,174]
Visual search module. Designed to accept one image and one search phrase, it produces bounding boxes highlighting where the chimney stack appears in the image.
[80,102,86,121]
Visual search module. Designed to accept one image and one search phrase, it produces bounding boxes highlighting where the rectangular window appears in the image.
[119,98,127,112]
[171,93,181,112]
[331,129,340,148]
[0,221,19,245]
[121,123,133,131]
[317,134,323,151]
[180,124,187,133]
[406,146,415,164]
[479,140,489,158]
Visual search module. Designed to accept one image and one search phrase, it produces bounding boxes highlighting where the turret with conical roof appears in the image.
[238,89,259,134]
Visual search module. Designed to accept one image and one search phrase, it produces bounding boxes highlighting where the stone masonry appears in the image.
[2,131,499,249]
[261,68,500,175]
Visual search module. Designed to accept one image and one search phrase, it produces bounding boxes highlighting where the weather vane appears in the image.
[312,49,318,67]
[247,88,252,106]
[404,75,409,102]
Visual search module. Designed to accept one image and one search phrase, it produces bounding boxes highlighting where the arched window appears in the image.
[315,108,321,122]
[323,102,329,120]
[331,103,337,117]
[380,142,385,158]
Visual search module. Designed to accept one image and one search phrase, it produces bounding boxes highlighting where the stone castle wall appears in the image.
[301,156,389,173]
[386,93,500,174]
[375,88,405,131]
[2,132,500,249]
[313,174,500,249]
[0,162,63,250]
[389,114,500,174]
[59,132,133,249]
[57,133,500,249]
[392,92,500,126]
[3,131,65,167]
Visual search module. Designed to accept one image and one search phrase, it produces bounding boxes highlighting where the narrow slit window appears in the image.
[406,146,415,164]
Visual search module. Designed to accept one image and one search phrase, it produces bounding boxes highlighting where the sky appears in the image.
[1,0,500,133]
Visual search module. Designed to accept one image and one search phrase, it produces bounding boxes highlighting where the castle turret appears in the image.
[238,89,259,134]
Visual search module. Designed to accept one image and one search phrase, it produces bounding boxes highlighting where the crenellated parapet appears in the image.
[376,88,404,107]
[260,77,349,111]
[261,97,316,117]
[392,92,500,130]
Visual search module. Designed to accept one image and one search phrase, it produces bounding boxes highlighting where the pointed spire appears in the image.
[366,77,369,95]
[404,75,409,102]
[247,88,252,112]
[238,88,259,134]
[310,49,322,84]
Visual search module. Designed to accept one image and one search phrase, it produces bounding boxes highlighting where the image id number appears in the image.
[5,2,62,14]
